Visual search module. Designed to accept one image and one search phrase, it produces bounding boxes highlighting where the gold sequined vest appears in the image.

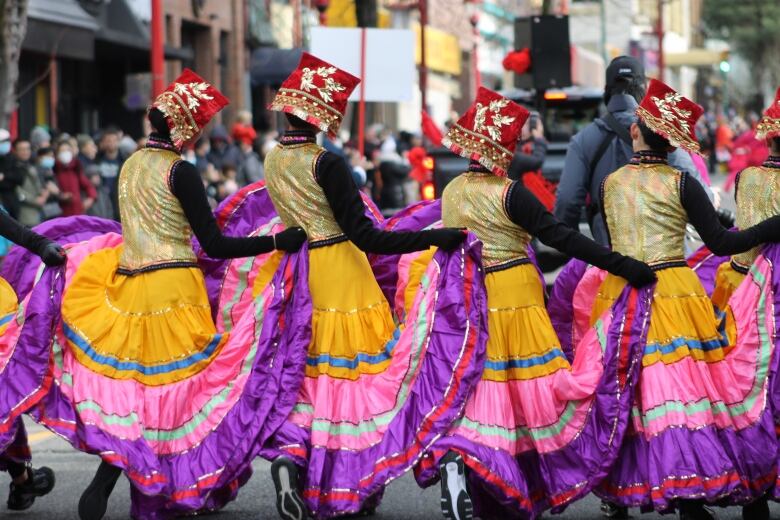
[732,166,780,268]
[442,172,530,269]
[602,163,688,266]
[118,148,196,272]
[264,142,344,242]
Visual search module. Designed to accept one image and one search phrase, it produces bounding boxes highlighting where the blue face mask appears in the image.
[40,157,55,169]
[0,142,11,155]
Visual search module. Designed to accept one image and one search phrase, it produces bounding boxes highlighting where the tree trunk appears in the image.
[355,0,378,28]
[0,0,30,130]
[542,0,553,15]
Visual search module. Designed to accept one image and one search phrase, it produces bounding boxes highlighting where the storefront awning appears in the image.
[251,48,303,86]
[24,0,98,60]
[665,49,728,67]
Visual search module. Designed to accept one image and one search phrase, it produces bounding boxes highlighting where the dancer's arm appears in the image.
[0,212,65,266]
[505,181,655,288]
[317,152,463,254]
[171,161,305,258]
[681,172,780,256]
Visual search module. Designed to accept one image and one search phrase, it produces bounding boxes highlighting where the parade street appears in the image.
[12,420,775,520]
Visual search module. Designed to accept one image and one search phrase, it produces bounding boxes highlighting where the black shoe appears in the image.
[679,501,716,520]
[600,500,629,519]
[78,461,122,520]
[7,466,55,511]
[743,496,769,520]
[271,457,306,520]
[439,452,473,520]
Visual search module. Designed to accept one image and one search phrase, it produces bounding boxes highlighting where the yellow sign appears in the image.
[413,23,461,76]
[326,0,390,28]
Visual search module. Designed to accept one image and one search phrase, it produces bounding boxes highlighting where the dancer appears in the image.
[404,87,654,520]
[0,210,65,510]
[19,70,307,520]
[578,80,780,520]
[258,52,480,520]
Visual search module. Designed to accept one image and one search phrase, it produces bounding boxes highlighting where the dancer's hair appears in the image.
[285,113,319,133]
[148,108,171,138]
[638,121,673,152]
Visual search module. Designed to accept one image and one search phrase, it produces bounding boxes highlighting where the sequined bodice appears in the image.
[118,148,195,271]
[603,163,687,265]
[442,172,530,268]
[733,165,780,267]
[264,142,344,242]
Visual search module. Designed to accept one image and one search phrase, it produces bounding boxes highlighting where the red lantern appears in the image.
[502,48,531,76]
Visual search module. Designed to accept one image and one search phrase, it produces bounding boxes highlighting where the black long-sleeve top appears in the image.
[504,180,640,277]
[315,151,436,254]
[679,171,780,256]
[0,211,49,255]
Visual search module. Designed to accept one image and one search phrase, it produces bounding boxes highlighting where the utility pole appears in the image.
[657,0,664,82]
[419,0,428,115]
[600,0,608,65]
[150,0,164,97]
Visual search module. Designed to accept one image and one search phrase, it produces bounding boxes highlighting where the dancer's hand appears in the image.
[623,259,656,288]
[428,228,467,252]
[274,227,307,252]
[40,241,67,267]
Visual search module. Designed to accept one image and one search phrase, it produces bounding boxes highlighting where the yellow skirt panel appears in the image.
[305,240,397,380]
[0,277,18,335]
[483,263,569,382]
[62,246,226,385]
[592,267,727,367]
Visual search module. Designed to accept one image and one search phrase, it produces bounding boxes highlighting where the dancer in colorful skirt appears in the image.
[257,52,478,520]
[17,70,307,520]
[569,79,780,520]
[0,210,65,510]
[404,87,655,520]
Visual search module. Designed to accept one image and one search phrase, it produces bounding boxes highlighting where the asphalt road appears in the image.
[9,419,775,520]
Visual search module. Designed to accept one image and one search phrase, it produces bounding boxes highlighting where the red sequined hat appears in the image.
[270,52,360,137]
[152,68,229,147]
[755,86,780,140]
[636,78,703,154]
[443,87,529,176]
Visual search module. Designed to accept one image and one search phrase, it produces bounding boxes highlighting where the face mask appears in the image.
[58,151,73,164]
[0,142,10,155]
[40,157,55,169]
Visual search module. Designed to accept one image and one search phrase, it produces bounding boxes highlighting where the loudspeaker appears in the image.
[514,15,571,91]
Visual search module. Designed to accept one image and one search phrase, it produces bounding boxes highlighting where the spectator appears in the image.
[508,111,548,181]
[0,129,24,218]
[207,124,242,171]
[95,127,126,219]
[119,135,138,158]
[35,147,62,220]
[553,56,710,246]
[30,126,51,153]
[233,125,263,184]
[14,139,48,227]
[193,138,211,175]
[86,165,114,219]
[222,164,239,198]
[377,139,411,210]
[54,140,95,217]
[77,134,98,169]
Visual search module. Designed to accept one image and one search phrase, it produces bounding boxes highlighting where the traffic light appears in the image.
[719,50,730,73]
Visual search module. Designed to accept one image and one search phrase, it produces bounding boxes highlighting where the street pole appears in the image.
[419,0,428,116]
[150,0,165,97]
[657,0,664,82]
[292,0,302,47]
[358,28,367,157]
[600,0,608,65]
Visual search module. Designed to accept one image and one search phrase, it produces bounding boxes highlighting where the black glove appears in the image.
[274,227,307,252]
[39,241,66,267]
[619,258,656,289]
[427,228,466,252]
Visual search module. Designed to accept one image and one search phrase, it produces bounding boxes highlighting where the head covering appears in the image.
[152,68,229,147]
[269,52,360,137]
[636,79,703,154]
[606,56,645,88]
[755,86,780,140]
[232,123,258,146]
[442,87,529,176]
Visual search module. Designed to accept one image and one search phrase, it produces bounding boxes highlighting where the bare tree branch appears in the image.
[0,0,30,129]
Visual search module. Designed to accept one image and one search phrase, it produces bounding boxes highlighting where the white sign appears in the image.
[310,27,415,103]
